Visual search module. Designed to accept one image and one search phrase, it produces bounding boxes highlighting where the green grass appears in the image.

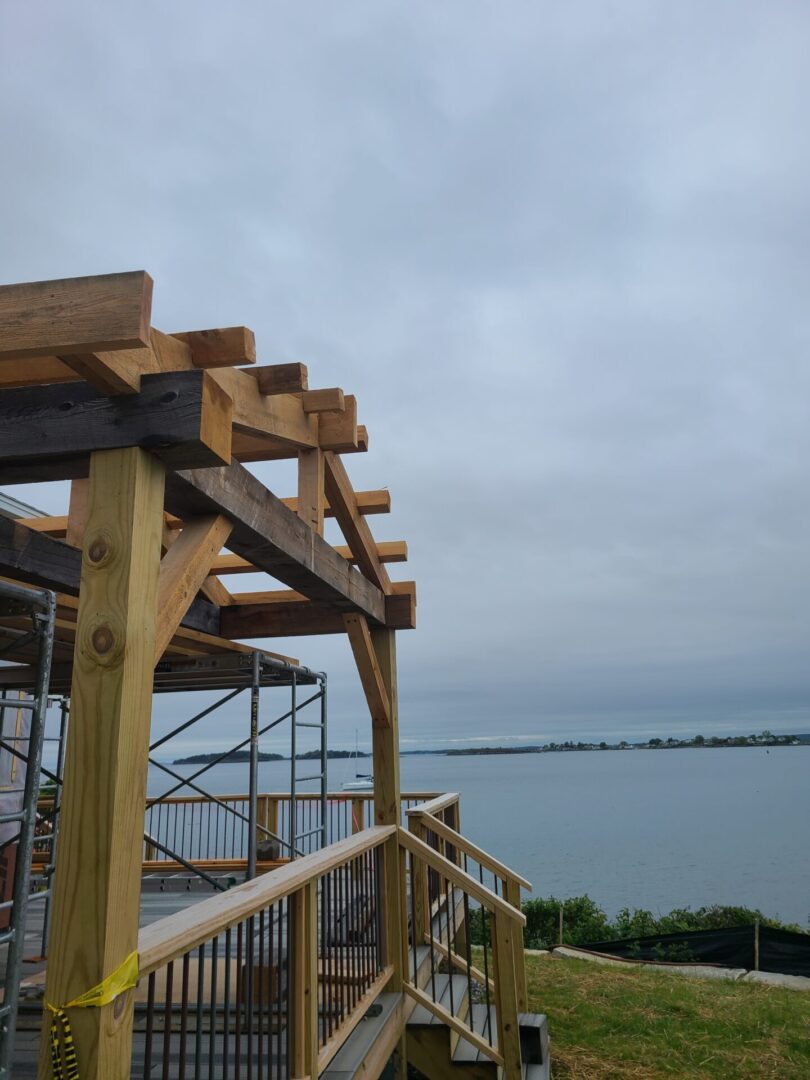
[525,952,810,1079]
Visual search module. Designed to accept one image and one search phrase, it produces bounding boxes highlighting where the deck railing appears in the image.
[400,796,530,1080]
[135,825,396,1079]
[140,792,440,867]
[33,791,530,1080]
[406,797,530,1012]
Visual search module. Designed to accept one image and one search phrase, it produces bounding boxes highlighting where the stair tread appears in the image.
[451,1003,498,1062]
[408,973,469,1026]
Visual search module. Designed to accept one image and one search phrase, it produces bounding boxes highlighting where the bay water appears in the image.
[149,745,810,927]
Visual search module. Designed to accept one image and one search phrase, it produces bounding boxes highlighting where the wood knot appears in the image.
[91,625,114,655]
[87,537,108,564]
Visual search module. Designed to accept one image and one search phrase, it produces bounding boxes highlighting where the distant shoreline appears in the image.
[170,734,808,765]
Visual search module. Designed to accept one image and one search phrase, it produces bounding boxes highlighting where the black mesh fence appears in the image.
[579,924,810,977]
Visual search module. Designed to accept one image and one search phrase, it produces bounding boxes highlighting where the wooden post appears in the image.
[38,447,165,1080]
[754,919,760,972]
[351,797,365,834]
[559,902,564,946]
[267,797,280,846]
[492,910,524,1080]
[505,878,527,1012]
[407,814,428,945]
[368,627,407,1080]
[256,795,269,847]
[297,448,325,535]
[290,880,319,1079]
[65,478,90,548]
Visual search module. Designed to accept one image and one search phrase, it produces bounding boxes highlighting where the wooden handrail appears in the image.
[407,791,460,817]
[398,828,526,927]
[139,790,442,807]
[138,824,395,974]
[408,809,532,893]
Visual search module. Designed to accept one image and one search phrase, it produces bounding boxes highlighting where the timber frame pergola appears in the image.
[0,271,415,1079]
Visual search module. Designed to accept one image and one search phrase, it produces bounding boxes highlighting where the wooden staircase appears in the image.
[406,972,550,1080]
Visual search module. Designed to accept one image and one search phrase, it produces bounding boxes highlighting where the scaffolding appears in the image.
[0,580,55,1078]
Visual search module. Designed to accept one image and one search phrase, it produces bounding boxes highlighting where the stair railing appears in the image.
[399,826,528,1080]
[406,801,531,1011]
[135,824,396,1079]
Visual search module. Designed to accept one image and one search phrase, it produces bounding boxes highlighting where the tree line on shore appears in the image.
[470,894,806,952]
[446,730,804,756]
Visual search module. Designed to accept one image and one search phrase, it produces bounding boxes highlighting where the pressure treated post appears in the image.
[369,627,407,1078]
[38,448,165,1080]
[492,910,524,1080]
[351,796,366,834]
[290,880,319,1079]
[505,877,527,1012]
[407,814,428,944]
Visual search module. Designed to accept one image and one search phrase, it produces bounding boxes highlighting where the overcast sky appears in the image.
[3,2,810,752]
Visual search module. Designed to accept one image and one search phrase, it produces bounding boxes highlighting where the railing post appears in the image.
[504,877,528,1012]
[255,795,268,847]
[492,908,524,1080]
[351,796,365,834]
[407,814,428,944]
[291,880,319,1079]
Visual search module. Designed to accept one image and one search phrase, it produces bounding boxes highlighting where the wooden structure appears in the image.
[0,272,546,1080]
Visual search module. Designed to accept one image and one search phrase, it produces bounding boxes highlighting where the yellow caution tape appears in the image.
[46,951,139,1080]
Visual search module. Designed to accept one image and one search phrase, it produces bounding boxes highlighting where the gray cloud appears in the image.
[3,1,810,752]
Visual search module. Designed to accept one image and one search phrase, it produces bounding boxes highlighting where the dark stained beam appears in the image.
[220,586,415,638]
[0,369,233,484]
[0,515,219,636]
[164,460,386,623]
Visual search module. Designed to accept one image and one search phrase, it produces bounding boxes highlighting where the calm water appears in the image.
[149,746,810,926]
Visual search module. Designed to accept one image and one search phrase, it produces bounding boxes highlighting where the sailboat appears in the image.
[341,730,373,791]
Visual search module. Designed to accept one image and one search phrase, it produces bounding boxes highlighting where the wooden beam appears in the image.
[319,394,358,452]
[0,355,77,388]
[17,491,392,540]
[171,327,256,367]
[210,540,407,575]
[0,516,220,637]
[65,479,89,548]
[39,447,164,1079]
[57,351,145,395]
[0,369,233,484]
[154,515,233,660]
[297,448,325,535]
[163,460,386,621]
[0,270,152,360]
[344,613,391,728]
[220,583,415,638]
[301,387,344,414]
[250,362,308,394]
[324,452,391,593]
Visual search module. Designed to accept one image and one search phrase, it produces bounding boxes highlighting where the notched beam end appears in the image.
[172,327,257,368]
